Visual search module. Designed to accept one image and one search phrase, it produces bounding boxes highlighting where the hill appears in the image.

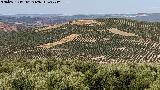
[0,18,160,63]
[0,22,17,32]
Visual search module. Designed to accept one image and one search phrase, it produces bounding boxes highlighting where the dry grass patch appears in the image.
[108,28,138,36]
[71,20,102,25]
[38,34,79,48]
[35,23,67,32]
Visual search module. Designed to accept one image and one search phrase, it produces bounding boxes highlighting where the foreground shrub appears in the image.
[0,59,160,90]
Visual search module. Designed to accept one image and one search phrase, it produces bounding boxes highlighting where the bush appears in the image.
[0,59,160,90]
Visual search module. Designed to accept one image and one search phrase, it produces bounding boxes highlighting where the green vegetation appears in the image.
[0,18,160,62]
[0,58,160,90]
[1,18,160,89]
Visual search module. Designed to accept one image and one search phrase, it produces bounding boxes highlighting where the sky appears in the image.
[0,0,160,15]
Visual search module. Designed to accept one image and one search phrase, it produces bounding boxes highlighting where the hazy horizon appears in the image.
[0,0,160,15]
[0,13,155,15]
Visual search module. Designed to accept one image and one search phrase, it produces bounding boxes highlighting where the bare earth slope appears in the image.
[38,34,79,48]
[108,28,138,36]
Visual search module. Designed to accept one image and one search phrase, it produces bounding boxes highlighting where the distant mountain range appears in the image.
[0,13,160,32]
[1,13,160,22]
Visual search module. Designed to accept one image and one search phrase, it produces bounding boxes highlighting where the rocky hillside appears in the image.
[0,22,17,32]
